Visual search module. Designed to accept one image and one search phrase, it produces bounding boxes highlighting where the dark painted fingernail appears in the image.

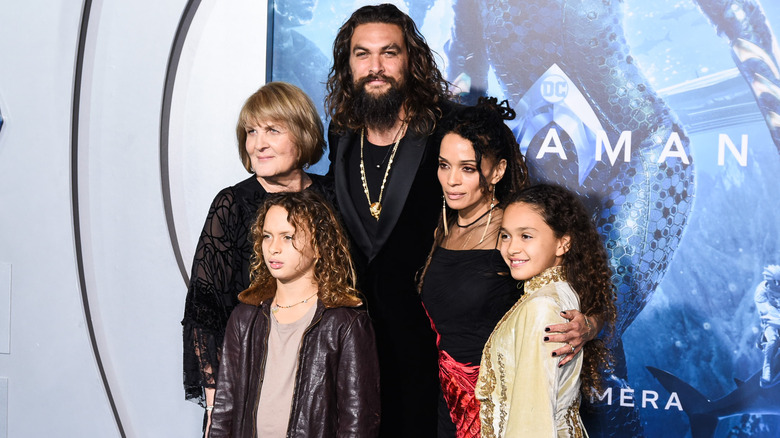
[558,363,563,368]
[551,352,557,357]
[544,327,550,332]
[561,311,567,315]
[543,337,549,341]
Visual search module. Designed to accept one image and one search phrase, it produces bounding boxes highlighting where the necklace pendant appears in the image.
[369,202,382,220]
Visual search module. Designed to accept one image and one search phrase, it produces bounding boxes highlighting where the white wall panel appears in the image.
[77,0,268,436]
[168,0,270,280]
[0,1,120,437]
[0,0,268,436]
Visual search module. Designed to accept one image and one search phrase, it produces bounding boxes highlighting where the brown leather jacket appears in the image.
[209,299,380,437]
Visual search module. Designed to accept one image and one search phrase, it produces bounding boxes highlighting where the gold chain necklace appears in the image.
[359,123,406,220]
[271,292,318,314]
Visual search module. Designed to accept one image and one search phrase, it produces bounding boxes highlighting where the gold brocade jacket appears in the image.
[475,266,588,438]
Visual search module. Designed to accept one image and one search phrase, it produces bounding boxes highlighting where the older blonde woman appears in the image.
[181,82,333,436]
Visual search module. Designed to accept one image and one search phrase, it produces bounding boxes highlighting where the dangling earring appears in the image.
[479,187,496,243]
[442,196,449,236]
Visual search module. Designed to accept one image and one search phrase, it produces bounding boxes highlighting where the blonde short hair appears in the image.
[236,82,325,173]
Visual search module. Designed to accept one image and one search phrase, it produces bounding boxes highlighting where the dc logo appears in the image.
[540,74,568,103]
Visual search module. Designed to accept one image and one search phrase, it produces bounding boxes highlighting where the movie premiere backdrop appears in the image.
[4,0,772,436]
[264,0,780,436]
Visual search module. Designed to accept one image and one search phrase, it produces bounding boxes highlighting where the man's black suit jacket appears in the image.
[326,101,457,436]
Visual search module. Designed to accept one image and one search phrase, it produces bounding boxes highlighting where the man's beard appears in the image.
[352,75,406,133]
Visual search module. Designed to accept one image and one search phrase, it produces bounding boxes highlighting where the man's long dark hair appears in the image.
[325,3,451,135]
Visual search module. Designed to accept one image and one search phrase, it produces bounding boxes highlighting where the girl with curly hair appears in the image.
[209,191,380,438]
[476,184,617,438]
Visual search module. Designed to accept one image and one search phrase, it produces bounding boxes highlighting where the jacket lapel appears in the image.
[333,131,373,257]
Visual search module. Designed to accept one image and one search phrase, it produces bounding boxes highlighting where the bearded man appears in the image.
[325,4,452,436]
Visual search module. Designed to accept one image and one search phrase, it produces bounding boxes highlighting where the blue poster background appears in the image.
[270,1,780,436]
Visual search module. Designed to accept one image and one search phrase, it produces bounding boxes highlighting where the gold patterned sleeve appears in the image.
[504,294,564,437]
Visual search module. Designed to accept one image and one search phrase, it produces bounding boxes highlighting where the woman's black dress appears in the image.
[420,247,521,438]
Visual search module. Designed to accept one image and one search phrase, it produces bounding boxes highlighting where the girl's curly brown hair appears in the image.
[325,3,451,135]
[239,191,362,308]
[507,184,617,398]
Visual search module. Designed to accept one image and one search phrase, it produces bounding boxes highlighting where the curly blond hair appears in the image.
[239,191,362,308]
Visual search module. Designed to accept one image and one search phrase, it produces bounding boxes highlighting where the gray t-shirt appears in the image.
[256,303,317,436]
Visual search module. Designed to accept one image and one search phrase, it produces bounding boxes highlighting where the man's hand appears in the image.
[544,309,600,366]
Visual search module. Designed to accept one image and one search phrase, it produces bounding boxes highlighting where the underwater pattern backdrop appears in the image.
[270,0,780,436]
